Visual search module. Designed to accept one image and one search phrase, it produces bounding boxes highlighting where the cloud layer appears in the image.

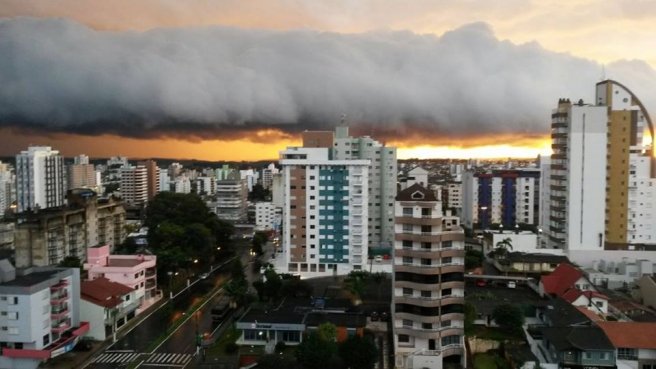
[1,17,655,142]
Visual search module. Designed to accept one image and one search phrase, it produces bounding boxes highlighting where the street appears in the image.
[83,241,270,369]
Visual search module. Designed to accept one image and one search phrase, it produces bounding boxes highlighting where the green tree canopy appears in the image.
[296,324,339,369]
[492,304,525,334]
[338,335,379,369]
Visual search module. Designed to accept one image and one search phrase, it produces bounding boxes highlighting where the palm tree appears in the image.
[343,273,366,305]
[494,237,513,259]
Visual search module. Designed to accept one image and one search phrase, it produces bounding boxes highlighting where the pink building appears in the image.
[83,245,158,311]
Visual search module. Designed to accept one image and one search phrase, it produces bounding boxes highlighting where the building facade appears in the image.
[16,146,66,213]
[545,80,656,250]
[393,184,466,369]
[255,202,280,232]
[137,160,159,201]
[80,277,139,341]
[279,146,369,277]
[120,165,148,206]
[213,174,248,222]
[332,126,397,249]
[84,245,158,308]
[462,169,540,230]
[0,262,89,369]
[0,161,16,217]
[14,190,126,267]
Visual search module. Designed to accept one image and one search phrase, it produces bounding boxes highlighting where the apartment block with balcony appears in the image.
[278,146,369,278]
[393,183,466,369]
[212,173,248,222]
[0,260,89,369]
[14,189,126,268]
[80,277,139,341]
[84,245,158,311]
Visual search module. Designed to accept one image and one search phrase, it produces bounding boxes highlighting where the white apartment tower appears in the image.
[16,146,66,213]
[393,184,465,369]
[331,126,397,249]
[119,165,148,206]
[545,80,656,250]
[279,146,369,277]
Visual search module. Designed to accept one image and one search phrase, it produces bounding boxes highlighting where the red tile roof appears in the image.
[597,322,656,349]
[541,263,583,296]
[81,277,133,308]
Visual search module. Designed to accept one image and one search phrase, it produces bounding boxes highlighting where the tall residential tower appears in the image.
[16,146,66,213]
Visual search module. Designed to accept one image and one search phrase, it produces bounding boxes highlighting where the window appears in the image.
[421,258,431,266]
[584,352,593,359]
[442,257,452,264]
[402,224,413,232]
[402,257,413,265]
[618,348,637,360]
[441,320,451,327]
[398,334,410,343]
[421,323,432,330]
[599,352,608,360]
[402,319,413,328]
[421,242,431,250]
[421,290,431,298]
[442,241,453,249]
[43,333,50,346]
[402,240,413,249]
[402,288,412,296]
[441,335,460,346]
[442,288,452,297]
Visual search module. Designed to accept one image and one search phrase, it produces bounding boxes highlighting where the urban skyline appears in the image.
[1,1,656,160]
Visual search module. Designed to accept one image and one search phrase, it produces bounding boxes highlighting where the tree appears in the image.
[252,231,268,255]
[59,256,83,273]
[338,335,379,369]
[146,192,235,275]
[492,304,525,335]
[296,324,339,369]
[494,237,513,258]
[344,271,368,305]
[370,272,387,302]
[464,303,476,335]
[248,184,271,202]
[224,277,248,308]
[465,249,484,269]
[256,354,299,369]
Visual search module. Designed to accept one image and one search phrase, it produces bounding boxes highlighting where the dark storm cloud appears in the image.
[1,17,655,141]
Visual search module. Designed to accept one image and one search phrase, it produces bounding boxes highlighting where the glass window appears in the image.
[398,334,410,343]
[402,288,412,296]
[402,208,413,216]
[441,335,460,346]
[402,257,413,265]
[402,319,413,328]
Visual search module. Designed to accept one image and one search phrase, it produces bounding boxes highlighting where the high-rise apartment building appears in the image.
[279,146,369,277]
[261,163,279,190]
[120,165,148,206]
[16,146,66,213]
[68,154,98,191]
[0,161,15,217]
[332,126,397,249]
[461,169,540,230]
[301,126,397,249]
[392,184,465,369]
[138,160,160,200]
[544,80,655,250]
[212,173,248,222]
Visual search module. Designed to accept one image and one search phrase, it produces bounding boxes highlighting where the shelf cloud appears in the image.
[1,17,655,142]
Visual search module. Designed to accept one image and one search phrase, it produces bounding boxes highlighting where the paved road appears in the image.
[84,241,271,369]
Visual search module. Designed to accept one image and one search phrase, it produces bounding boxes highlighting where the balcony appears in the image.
[395,216,441,226]
[145,280,157,291]
[51,306,69,319]
[51,321,71,333]
[1,322,89,360]
[50,280,69,291]
[145,268,156,278]
[50,292,69,304]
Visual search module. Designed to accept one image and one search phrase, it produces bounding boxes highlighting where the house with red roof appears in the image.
[597,322,656,369]
[80,277,139,341]
[540,263,608,315]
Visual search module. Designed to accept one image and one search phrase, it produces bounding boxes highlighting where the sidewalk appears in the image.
[39,296,168,369]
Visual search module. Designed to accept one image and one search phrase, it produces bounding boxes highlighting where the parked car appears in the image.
[374,255,383,263]
[476,279,487,287]
[380,312,389,322]
[507,281,517,288]
[370,311,380,321]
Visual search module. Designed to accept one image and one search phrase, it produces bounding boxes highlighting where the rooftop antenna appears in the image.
[600,64,606,81]
[340,113,347,126]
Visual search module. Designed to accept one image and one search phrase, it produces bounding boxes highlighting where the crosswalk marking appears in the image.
[93,352,141,364]
[93,351,192,366]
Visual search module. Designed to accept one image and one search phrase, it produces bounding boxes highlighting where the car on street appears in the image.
[199,273,209,280]
[374,255,383,263]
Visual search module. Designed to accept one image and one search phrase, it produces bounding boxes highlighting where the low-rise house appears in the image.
[597,322,656,369]
[0,260,89,369]
[541,263,608,315]
[83,245,158,311]
[492,252,569,276]
[80,278,139,341]
[541,326,616,369]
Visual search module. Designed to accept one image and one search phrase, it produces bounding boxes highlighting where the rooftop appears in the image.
[505,252,569,264]
[107,259,144,267]
[597,322,656,349]
[81,277,133,308]
[466,282,546,315]
[542,297,593,327]
[395,183,438,202]
[0,269,61,287]
[542,325,614,351]
[541,263,583,296]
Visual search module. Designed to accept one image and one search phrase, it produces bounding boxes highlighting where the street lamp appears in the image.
[499,224,503,234]
[167,271,174,299]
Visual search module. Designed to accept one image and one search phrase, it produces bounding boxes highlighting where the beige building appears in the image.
[14,189,126,267]
[393,183,466,369]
